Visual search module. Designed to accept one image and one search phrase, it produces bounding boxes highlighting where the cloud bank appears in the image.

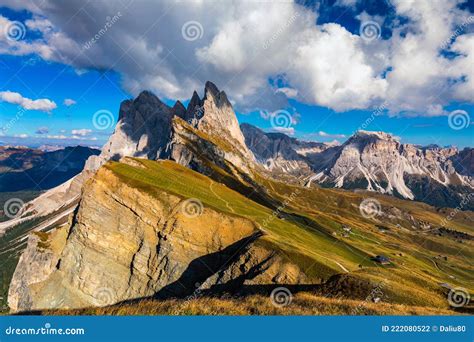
[0,0,472,116]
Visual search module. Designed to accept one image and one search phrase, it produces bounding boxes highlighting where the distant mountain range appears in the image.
[0,146,99,192]
[242,125,474,210]
[2,82,473,314]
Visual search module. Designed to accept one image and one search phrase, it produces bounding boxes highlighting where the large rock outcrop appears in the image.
[8,159,307,311]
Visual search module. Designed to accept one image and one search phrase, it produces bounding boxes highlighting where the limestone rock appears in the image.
[9,163,305,311]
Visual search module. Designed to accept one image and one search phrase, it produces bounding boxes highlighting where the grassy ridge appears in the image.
[107,159,371,279]
[39,292,457,316]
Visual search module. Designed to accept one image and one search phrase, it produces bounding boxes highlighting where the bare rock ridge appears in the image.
[5,81,474,312]
[88,81,253,170]
[242,125,474,210]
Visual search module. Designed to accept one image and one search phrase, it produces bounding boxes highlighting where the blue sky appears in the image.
[0,0,473,149]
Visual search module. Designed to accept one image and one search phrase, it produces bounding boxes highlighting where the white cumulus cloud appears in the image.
[0,91,56,112]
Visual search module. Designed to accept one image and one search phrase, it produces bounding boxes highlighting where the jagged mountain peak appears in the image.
[204,80,220,96]
[241,123,329,175]
[88,81,254,174]
[349,130,399,143]
[186,91,201,113]
[204,80,232,108]
[172,100,186,117]
[132,90,170,112]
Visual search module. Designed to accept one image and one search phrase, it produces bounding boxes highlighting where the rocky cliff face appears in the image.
[9,158,306,311]
[452,147,474,177]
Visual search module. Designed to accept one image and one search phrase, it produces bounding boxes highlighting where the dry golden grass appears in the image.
[41,292,456,316]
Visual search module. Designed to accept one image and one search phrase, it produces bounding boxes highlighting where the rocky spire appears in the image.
[185,91,202,121]
[204,81,232,108]
[172,100,186,118]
